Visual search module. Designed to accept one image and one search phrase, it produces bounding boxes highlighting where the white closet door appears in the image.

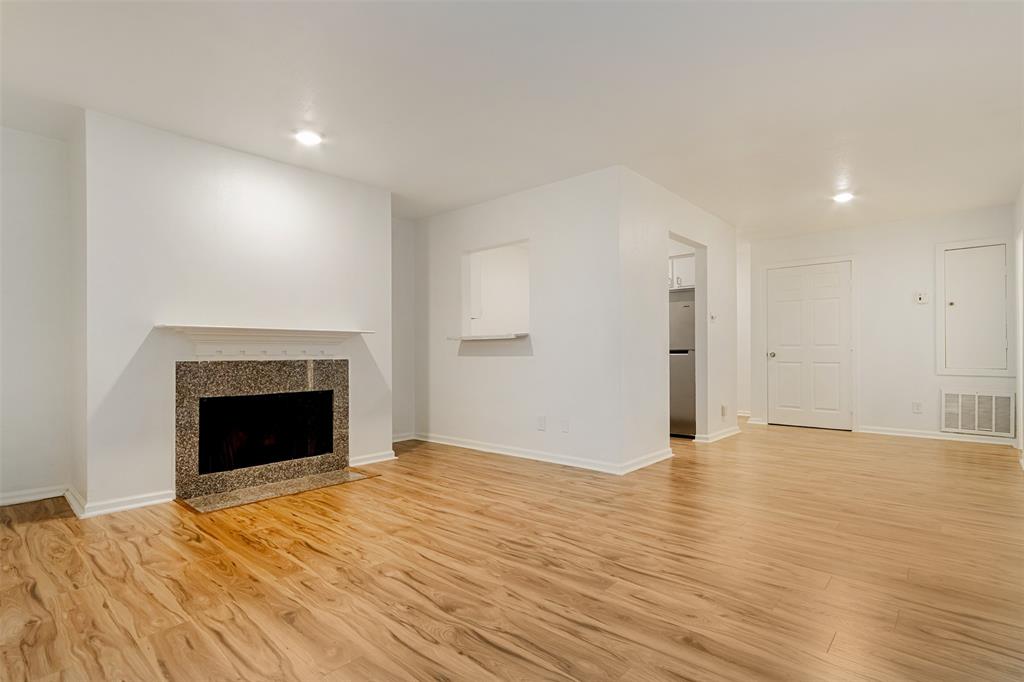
[767,261,852,430]
[944,244,1007,370]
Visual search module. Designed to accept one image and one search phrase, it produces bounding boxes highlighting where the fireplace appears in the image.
[175,359,349,501]
[198,390,334,474]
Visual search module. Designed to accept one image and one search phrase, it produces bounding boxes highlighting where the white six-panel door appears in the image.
[767,261,852,430]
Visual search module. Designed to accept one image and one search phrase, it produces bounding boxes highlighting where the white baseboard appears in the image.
[618,448,674,474]
[695,426,741,443]
[72,489,176,518]
[64,487,86,516]
[413,433,669,476]
[746,418,767,425]
[0,484,69,507]
[392,433,417,442]
[736,410,751,418]
[350,450,397,466]
[856,425,1019,446]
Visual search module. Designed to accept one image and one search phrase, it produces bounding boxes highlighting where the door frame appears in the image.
[760,255,859,430]
[668,231,711,439]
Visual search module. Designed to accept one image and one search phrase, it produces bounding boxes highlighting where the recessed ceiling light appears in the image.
[294,130,322,146]
[832,191,854,203]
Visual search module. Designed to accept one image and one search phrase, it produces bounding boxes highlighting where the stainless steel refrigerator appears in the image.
[669,289,696,437]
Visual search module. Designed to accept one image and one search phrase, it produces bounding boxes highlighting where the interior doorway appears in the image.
[668,232,709,439]
[766,259,853,430]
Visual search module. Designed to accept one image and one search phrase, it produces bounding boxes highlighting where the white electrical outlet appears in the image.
[537,416,546,431]
[911,401,923,414]
[560,418,570,433]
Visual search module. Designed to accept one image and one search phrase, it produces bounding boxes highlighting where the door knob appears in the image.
[768,351,776,358]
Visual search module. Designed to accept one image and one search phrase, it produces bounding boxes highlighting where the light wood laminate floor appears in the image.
[3,422,1023,681]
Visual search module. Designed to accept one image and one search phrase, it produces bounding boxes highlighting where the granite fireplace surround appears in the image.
[175,359,351,505]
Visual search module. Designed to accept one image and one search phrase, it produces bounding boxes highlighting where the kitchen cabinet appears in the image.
[669,254,695,290]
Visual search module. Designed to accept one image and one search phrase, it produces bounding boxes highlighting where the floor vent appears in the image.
[941,391,1015,438]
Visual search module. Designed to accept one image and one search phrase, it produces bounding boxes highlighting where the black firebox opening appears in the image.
[198,390,333,475]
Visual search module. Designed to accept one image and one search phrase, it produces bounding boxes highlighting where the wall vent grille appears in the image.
[940,391,1015,438]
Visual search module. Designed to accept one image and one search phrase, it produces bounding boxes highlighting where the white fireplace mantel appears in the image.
[156,324,374,357]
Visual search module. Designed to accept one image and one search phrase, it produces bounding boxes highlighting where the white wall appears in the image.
[81,111,392,510]
[68,113,88,499]
[415,166,739,473]
[736,239,751,417]
[416,168,626,470]
[619,169,739,445]
[0,128,73,501]
[392,217,417,439]
[669,241,695,257]
[1015,186,1024,452]
[750,204,1018,440]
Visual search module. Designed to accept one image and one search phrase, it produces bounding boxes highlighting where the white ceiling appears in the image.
[2,2,1021,237]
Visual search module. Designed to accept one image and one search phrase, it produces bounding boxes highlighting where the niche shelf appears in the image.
[156,324,374,357]
[447,332,530,341]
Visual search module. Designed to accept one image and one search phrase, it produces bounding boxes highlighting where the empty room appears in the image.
[1,2,1022,681]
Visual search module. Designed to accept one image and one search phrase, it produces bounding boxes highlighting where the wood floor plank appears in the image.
[1,421,1022,680]
[0,581,65,679]
[48,587,162,681]
[20,519,93,594]
[190,600,316,681]
[140,621,242,682]
[78,535,188,639]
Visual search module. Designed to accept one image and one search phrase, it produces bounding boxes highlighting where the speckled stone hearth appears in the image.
[175,359,349,501]
[179,467,376,513]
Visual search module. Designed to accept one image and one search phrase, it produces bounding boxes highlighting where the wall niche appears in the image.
[459,241,530,339]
